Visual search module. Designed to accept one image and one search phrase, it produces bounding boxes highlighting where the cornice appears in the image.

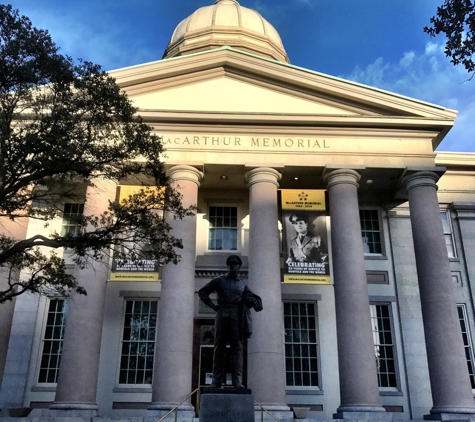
[435,152,475,168]
[138,109,450,135]
[110,48,457,122]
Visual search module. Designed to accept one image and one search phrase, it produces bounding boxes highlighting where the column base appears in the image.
[334,407,391,421]
[1,407,32,418]
[29,407,100,420]
[425,410,475,421]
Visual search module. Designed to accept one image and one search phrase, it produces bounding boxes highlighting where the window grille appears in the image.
[457,304,475,389]
[208,206,238,251]
[61,203,84,237]
[441,210,456,258]
[370,303,398,388]
[360,210,382,254]
[284,302,319,387]
[38,299,68,383]
[119,300,158,385]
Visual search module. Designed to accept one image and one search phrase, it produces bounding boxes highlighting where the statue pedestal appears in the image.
[200,388,254,422]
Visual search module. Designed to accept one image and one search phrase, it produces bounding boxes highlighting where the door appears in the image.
[192,319,247,408]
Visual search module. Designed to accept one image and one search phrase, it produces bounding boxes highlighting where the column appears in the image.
[0,293,39,410]
[402,171,475,417]
[0,217,28,390]
[245,167,289,413]
[149,165,202,416]
[0,295,15,388]
[323,169,386,418]
[51,178,117,411]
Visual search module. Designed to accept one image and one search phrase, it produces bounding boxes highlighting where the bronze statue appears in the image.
[198,255,262,389]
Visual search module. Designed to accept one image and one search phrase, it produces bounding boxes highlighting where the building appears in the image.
[1,0,475,420]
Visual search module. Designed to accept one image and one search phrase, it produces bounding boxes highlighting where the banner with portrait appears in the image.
[281,190,330,284]
[110,185,159,282]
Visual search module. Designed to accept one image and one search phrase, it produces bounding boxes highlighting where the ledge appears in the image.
[112,386,152,394]
[286,389,323,395]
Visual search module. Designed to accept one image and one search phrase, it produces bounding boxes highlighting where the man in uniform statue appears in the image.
[198,255,262,389]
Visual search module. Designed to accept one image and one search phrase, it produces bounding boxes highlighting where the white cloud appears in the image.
[344,42,475,152]
[399,51,415,68]
[425,42,443,55]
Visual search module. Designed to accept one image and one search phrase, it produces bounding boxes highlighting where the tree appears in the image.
[424,0,475,74]
[0,5,193,303]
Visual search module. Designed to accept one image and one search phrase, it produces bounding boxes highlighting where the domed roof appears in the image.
[162,0,289,63]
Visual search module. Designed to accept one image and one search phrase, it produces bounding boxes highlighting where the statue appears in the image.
[198,255,262,388]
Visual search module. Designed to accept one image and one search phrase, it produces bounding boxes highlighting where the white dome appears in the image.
[163,0,289,63]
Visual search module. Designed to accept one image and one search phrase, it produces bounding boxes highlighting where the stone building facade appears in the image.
[1,1,475,421]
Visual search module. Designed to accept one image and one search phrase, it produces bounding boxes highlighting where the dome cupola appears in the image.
[163,0,289,63]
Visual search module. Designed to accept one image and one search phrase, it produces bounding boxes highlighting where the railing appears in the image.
[156,388,200,422]
[254,399,282,422]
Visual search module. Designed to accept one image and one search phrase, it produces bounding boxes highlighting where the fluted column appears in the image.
[51,178,117,410]
[323,169,386,418]
[402,171,475,417]
[149,165,202,415]
[245,167,289,412]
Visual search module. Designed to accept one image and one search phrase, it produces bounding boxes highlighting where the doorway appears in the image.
[191,319,247,408]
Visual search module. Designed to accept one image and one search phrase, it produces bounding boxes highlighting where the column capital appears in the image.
[323,168,361,189]
[402,171,440,193]
[166,165,204,187]
[245,167,281,188]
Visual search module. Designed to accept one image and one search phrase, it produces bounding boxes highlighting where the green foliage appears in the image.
[425,0,475,74]
[0,5,193,303]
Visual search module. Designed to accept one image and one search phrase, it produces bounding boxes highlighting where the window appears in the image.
[61,203,84,237]
[38,299,68,383]
[457,305,475,389]
[441,210,456,258]
[370,303,398,389]
[119,300,158,385]
[284,302,319,387]
[208,206,238,251]
[360,210,382,254]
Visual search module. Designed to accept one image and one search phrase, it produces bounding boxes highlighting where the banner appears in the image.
[281,190,330,284]
[110,185,159,282]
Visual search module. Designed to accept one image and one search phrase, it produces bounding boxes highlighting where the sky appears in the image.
[7,0,475,152]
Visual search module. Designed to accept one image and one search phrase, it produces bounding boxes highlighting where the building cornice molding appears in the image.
[110,48,457,122]
[451,202,475,219]
[140,109,451,134]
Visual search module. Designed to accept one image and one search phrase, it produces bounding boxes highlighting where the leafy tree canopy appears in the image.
[425,0,475,74]
[0,5,193,303]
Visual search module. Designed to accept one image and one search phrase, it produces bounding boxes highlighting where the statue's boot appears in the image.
[232,376,244,389]
[210,377,222,388]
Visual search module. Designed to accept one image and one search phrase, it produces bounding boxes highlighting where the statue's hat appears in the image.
[226,255,242,266]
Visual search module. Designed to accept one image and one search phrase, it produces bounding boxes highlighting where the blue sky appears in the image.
[7,0,475,152]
